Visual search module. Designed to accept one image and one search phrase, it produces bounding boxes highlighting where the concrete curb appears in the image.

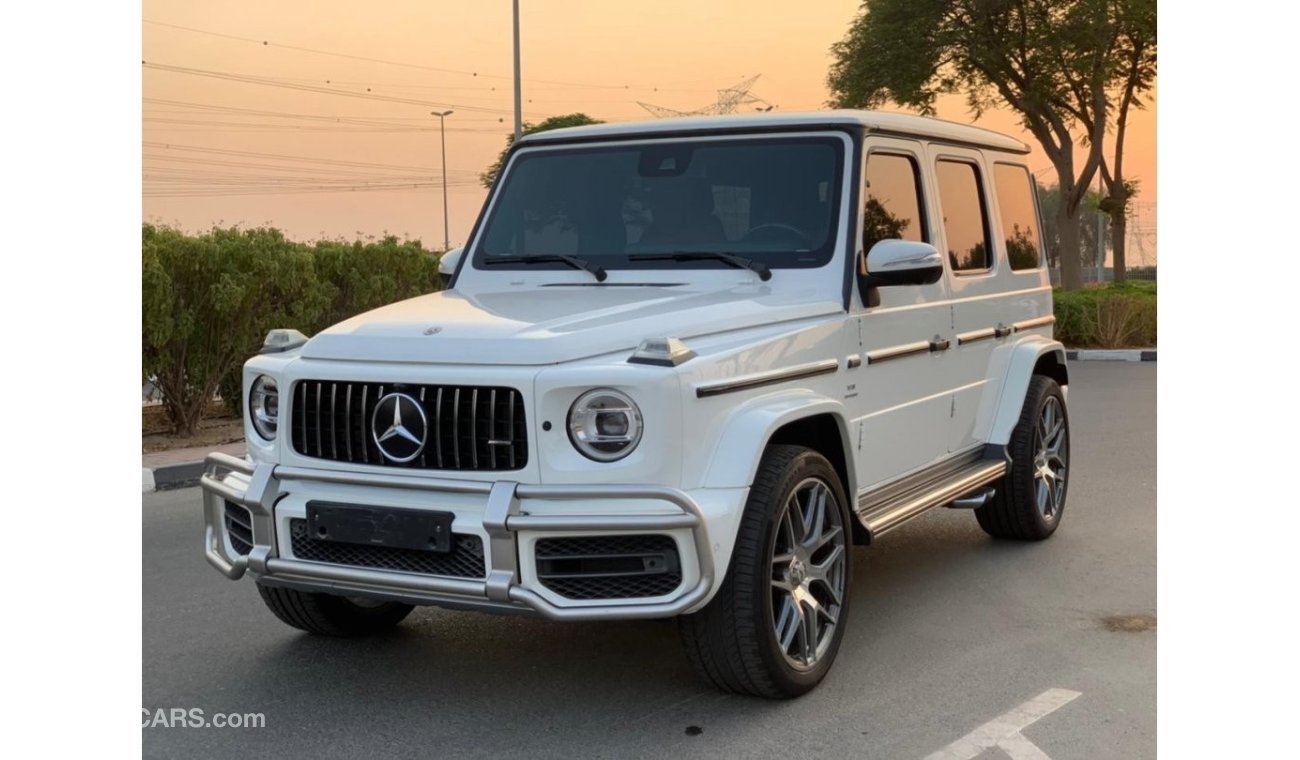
[155,462,209,491]
[143,442,244,493]
[1066,349,1156,362]
[142,462,209,493]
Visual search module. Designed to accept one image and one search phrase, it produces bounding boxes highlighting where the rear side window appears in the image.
[935,160,992,272]
[863,153,927,254]
[992,164,1043,270]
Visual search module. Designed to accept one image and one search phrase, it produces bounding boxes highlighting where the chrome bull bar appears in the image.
[199,452,715,621]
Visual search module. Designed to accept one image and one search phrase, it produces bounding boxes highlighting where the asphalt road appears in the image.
[143,361,1155,759]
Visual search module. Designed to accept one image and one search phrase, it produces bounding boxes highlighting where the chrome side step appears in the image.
[857,455,1007,539]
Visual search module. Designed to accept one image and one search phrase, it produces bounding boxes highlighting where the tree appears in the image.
[1037,182,1104,273]
[142,225,327,436]
[479,113,604,188]
[1095,0,1155,283]
[827,0,1142,290]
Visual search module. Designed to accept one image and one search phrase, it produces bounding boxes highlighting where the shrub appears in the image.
[1053,282,1156,348]
[143,225,440,435]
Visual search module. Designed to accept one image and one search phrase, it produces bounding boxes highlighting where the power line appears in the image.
[143,61,552,118]
[142,98,509,123]
[143,19,714,93]
[143,141,466,174]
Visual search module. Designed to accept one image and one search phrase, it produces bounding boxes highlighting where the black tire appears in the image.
[256,583,414,637]
[678,444,852,699]
[976,375,1070,541]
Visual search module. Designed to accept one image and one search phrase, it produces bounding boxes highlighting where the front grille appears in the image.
[290,380,527,471]
[536,535,682,600]
[224,502,253,555]
[289,519,486,578]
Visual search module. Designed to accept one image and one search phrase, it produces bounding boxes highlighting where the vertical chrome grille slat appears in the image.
[453,387,462,468]
[314,382,323,457]
[488,389,498,469]
[291,380,525,471]
[329,383,338,459]
[470,388,480,469]
[435,387,444,468]
[359,384,369,464]
[344,384,353,461]
[418,387,427,468]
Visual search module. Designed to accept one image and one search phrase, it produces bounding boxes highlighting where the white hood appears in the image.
[300,286,840,365]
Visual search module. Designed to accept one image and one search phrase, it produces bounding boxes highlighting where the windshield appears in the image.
[472,135,846,273]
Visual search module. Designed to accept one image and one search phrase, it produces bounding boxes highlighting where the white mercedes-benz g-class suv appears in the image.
[201,110,1069,698]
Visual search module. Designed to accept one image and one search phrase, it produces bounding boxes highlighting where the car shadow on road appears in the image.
[201,512,1046,748]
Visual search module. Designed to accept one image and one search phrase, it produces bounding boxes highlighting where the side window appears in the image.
[935,160,992,272]
[862,153,926,258]
[993,164,1043,270]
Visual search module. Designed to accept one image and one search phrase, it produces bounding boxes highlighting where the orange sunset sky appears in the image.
[142,0,1156,258]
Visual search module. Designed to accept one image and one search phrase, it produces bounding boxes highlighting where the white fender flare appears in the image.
[988,338,1069,446]
[698,389,855,494]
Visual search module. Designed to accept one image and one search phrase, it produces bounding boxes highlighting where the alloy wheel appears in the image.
[770,477,847,670]
[1033,396,1069,519]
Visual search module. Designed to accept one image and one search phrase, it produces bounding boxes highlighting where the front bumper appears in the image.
[199,453,717,620]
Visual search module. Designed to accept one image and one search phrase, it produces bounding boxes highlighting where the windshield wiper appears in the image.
[627,251,772,281]
[482,254,607,282]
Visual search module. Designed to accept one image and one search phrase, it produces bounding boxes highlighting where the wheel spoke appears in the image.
[803,485,827,549]
[775,594,801,653]
[787,494,807,543]
[799,600,818,663]
[811,524,842,553]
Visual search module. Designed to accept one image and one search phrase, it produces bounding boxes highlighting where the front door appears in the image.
[845,138,953,492]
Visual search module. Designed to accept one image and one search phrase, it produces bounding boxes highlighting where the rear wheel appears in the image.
[678,445,851,698]
[256,583,414,637]
[976,375,1070,540]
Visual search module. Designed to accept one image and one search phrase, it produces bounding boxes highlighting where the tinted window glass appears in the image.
[993,164,1043,270]
[474,137,844,271]
[863,153,926,254]
[935,160,992,272]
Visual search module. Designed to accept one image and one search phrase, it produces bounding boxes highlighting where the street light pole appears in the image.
[431,110,453,251]
[512,0,522,140]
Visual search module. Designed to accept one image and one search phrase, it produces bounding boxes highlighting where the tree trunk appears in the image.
[1110,204,1128,284]
[1056,203,1084,291]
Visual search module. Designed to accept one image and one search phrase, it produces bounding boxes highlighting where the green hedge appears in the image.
[143,225,442,435]
[1053,281,1157,348]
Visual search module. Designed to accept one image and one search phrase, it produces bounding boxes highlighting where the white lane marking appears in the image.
[924,688,1081,760]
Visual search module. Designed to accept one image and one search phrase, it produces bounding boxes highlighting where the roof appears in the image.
[517,110,1031,155]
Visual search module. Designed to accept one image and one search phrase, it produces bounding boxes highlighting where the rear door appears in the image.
[846,138,953,491]
[933,151,1049,452]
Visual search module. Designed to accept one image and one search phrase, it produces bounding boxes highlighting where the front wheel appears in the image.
[678,445,852,698]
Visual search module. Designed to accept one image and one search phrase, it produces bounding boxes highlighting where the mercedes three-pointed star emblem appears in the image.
[371,392,428,463]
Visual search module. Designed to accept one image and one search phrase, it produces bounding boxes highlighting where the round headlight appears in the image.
[567,389,643,462]
[249,375,279,441]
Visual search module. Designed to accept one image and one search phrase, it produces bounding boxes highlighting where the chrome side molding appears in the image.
[694,359,840,398]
